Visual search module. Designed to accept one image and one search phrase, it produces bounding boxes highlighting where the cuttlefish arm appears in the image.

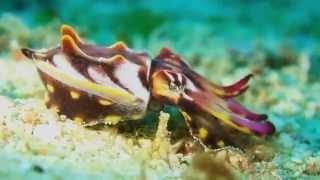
[150,48,275,148]
[157,48,253,99]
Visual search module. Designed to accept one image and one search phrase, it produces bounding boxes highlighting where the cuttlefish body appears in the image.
[21,25,275,148]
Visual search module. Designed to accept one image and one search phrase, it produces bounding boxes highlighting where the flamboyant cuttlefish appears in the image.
[21,25,275,149]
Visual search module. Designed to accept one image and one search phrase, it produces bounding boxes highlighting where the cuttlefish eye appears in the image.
[151,70,188,105]
[168,72,186,92]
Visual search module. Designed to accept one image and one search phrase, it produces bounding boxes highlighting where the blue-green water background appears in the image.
[0,0,320,179]
[1,0,320,80]
[1,0,320,48]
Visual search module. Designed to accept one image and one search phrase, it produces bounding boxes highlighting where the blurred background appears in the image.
[1,0,320,80]
[0,0,320,179]
[1,0,319,52]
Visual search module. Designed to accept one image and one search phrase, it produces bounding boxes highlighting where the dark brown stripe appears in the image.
[138,66,149,89]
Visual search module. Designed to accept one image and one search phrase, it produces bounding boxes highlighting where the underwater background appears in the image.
[0,0,319,179]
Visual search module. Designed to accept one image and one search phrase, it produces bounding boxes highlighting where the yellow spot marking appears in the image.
[46,84,54,93]
[98,99,112,106]
[181,111,192,122]
[198,128,208,140]
[104,115,122,125]
[74,116,83,124]
[217,140,225,148]
[131,114,143,120]
[50,105,60,113]
[70,91,80,99]
[35,61,137,105]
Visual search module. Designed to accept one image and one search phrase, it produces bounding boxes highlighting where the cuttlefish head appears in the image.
[150,48,275,148]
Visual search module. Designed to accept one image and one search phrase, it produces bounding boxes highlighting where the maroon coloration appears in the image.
[138,66,149,89]
[39,69,142,121]
[227,99,268,121]
[21,25,275,150]
[222,74,253,95]
[156,48,189,68]
[150,49,275,140]
[230,114,275,135]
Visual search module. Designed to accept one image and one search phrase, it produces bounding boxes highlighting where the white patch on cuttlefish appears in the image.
[177,73,183,84]
[87,65,123,91]
[52,54,86,80]
[182,92,194,101]
[163,70,175,82]
[115,61,150,104]
[186,78,199,92]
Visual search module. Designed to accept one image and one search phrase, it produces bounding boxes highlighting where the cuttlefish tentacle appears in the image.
[193,93,274,135]
[179,109,240,148]
[153,49,269,122]
[151,49,275,147]
[180,85,274,135]
[155,48,252,99]
[226,99,268,121]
